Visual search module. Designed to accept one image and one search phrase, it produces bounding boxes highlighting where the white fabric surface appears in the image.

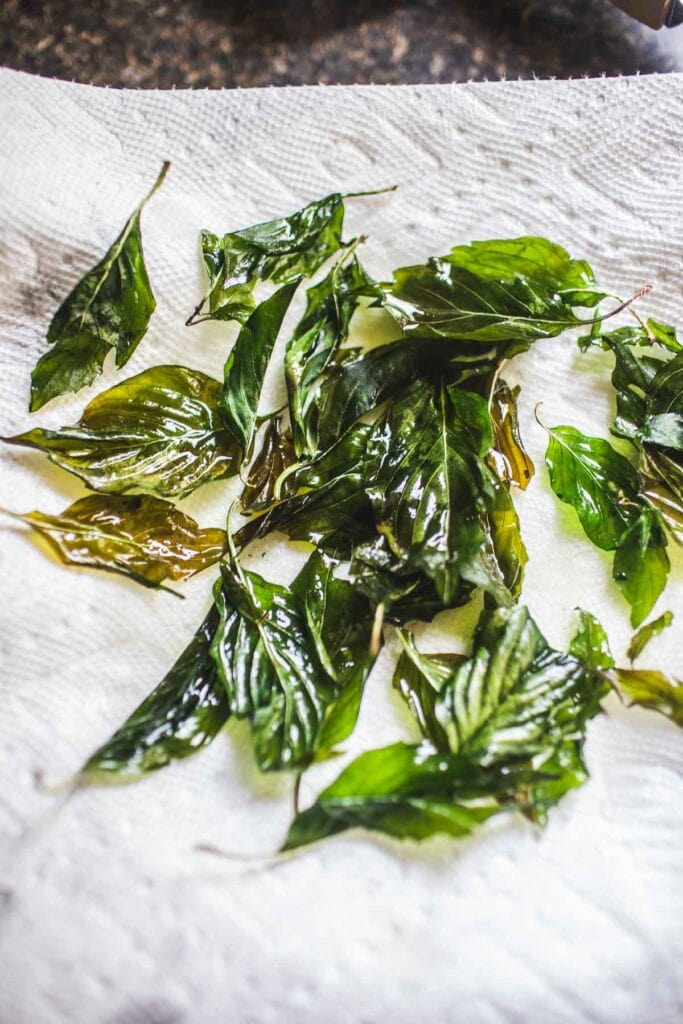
[0,68,681,1024]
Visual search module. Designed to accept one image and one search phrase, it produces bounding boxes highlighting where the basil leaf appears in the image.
[82,605,229,781]
[241,416,296,514]
[614,669,683,726]
[639,413,683,450]
[31,163,168,412]
[384,236,602,345]
[569,609,615,671]
[5,365,239,498]
[627,611,674,663]
[8,494,226,590]
[544,424,639,549]
[612,507,669,627]
[219,281,299,460]
[191,189,385,325]
[489,380,535,489]
[638,445,683,544]
[392,629,458,750]
[285,250,380,456]
[350,533,452,624]
[646,319,682,353]
[210,557,339,771]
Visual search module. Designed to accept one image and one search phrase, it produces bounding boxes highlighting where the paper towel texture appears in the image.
[0,68,681,1024]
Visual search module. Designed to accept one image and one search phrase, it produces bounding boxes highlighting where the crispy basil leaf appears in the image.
[366,380,520,606]
[219,281,299,460]
[392,630,459,750]
[285,251,380,456]
[544,424,639,550]
[31,163,168,411]
[82,605,229,781]
[638,445,683,544]
[489,380,535,489]
[614,669,683,726]
[9,494,226,590]
[383,237,602,345]
[210,557,339,771]
[569,609,615,671]
[639,413,683,450]
[241,416,296,514]
[5,365,239,498]
[627,610,674,663]
[646,319,682,353]
[612,507,669,627]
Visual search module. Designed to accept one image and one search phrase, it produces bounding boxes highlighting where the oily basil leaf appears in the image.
[569,609,615,671]
[638,445,683,544]
[282,741,534,850]
[609,342,665,441]
[639,413,683,451]
[240,416,296,514]
[218,281,299,461]
[612,507,669,627]
[614,669,683,727]
[627,610,674,663]
[647,351,683,417]
[9,494,226,590]
[30,163,169,412]
[285,250,381,456]
[191,189,385,324]
[5,365,239,498]
[392,629,460,750]
[312,336,502,455]
[383,236,603,346]
[365,380,520,607]
[544,424,639,549]
[210,557,339,771]
[489,380,535,489]
[646,319,682,352]
[82,605,229,781]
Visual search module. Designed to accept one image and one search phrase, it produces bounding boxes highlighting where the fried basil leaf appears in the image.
[31,163,169,411]
[5,365,239,498]
[383,237,602,345]
[219,281,299,461]
[627,610,674,663]
[489,380,535,489]
[392,630,459,750]
[285,250,380,456]
[638,445,683,544]
[240,416,296,514]
[614,669,683,727]
[569,609,615,671]
[210,557,339,772]
[82,605,229,781]
[612,507,669,627]
[9,494,226,590]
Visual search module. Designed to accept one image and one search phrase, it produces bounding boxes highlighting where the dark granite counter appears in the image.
[1,0,682,89]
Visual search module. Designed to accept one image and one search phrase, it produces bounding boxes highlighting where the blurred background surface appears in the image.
[1,0,683,88]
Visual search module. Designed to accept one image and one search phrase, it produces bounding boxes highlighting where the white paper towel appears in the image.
[0,68,681,1024]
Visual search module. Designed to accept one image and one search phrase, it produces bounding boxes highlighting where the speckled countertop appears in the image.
[1,0,683,88]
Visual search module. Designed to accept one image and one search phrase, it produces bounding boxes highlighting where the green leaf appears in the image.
[489,380,535,489]
[544,424,639,549]
[366,380,521,606]
[627,610,674,663]
[384,236,602,345]
[639,413,683,451]
[569,609,615,671]
[4,365,239,498]
[219,282,299,460]
[638,445,683,544]
[7,494,226,590]
[392,630,458,750]
[82,605,230,781]
[285,249,380,456]
[614,669,683,727]
[210,557,339,771]
[613,507,669,627]
[240,416,296,514]
[191,189,387,324]
[647,351,683,417]
[646,318,682,353]
[30,163,168,411]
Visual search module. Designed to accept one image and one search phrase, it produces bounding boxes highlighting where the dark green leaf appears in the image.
[31,163,168,411]
[210,557,339,771]
[638,445,683,544]
[384,236,602,345]
[544,424,639,549]
[614,669,683,726]
[219,281,299,461]
[8,494,226,590]
[350,533,455,623]
[627,610,674,663]
[240,416,296,514]
[392,629,457,750]
[612,507,669,627]
[639,413,683,451]
[5,365,239,498]
[489,380,535,489]
[647,351,683,417]
[82,605,230,781]
[569,609,615,671]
